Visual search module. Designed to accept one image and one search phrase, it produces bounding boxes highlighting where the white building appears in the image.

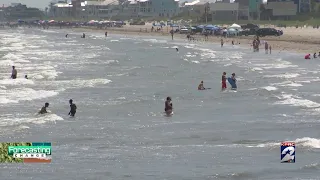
[118,0,180,18]
[82,0,120,19]
[50,2,73,17]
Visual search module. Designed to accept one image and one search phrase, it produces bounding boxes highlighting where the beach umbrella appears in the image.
[204,25,217,30]
[228,28,236,31]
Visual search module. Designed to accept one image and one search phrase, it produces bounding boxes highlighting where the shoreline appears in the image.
[69,26,320,54]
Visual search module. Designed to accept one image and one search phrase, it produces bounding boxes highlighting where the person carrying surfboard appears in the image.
[222,72,227,90]
[198,81,205,90]
[231,73,237,89]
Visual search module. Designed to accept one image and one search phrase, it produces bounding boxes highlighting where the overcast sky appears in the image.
[0,0,57,9]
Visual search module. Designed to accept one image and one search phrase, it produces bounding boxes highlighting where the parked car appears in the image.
[129,21,145,25]
[241,23,259,30]
[240,28,257,36]
[256,28,282,37]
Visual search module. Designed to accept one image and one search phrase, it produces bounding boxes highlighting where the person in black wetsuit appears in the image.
[165,97,172,113]
[68,99,77,117]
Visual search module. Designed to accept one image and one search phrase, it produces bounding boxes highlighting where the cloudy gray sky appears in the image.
[0,0,58,9]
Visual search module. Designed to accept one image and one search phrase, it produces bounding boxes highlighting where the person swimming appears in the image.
[222,72,227,90]
[25,75,28,79]
[68,99,77,117]
[38,102,49,114]
[165,97,173,114]
[11,66,17,79]
[198,81,205,90]
[176,48,179,52]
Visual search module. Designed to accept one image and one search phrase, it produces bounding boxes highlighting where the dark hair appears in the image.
[167,97,171,100]
[45,102,49,106]
[69,99,73,102]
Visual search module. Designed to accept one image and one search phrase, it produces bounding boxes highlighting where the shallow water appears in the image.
[0,27,320,180]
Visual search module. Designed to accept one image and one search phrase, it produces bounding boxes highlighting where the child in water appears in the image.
[39,103,49,114]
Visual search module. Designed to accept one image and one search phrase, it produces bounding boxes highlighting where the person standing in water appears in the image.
[165,97,173,114]
[105,31,108,37]
[222,72,227,90]
[68,99,77,117]
[269,45,272,54]
[11,66,17,79]
[265,42,269,54]
[25,75,28,79]
[81,33,85,38]
[39,102,49,114]
[221,38,224,47]
[65,34,68,38]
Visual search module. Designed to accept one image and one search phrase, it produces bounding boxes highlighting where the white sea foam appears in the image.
[191,61,200,64]
[0,88,58,104]
[262,86,278,91]
[274,94,320,108]
[0,114,64,127]
[255,137,320,149]
[42,78,112,89]
[0,78,35,85]
[250,67,263,71]
[264,73,300,79]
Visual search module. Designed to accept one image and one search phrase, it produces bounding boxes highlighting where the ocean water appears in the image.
[0,27,320,180]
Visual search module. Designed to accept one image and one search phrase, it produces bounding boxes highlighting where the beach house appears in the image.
[181,0,243,21]
[49,1,73,17]
[119,0,180,18]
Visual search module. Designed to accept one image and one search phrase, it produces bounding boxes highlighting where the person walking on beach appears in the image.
[68,99,77,117]
[269,45,272,54]
[265,42,269,54]
[222,72,227,91]
[11,66,17,79]
[170,30,174,40]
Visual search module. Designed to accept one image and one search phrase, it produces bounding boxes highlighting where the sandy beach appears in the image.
[74,23,320,54]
